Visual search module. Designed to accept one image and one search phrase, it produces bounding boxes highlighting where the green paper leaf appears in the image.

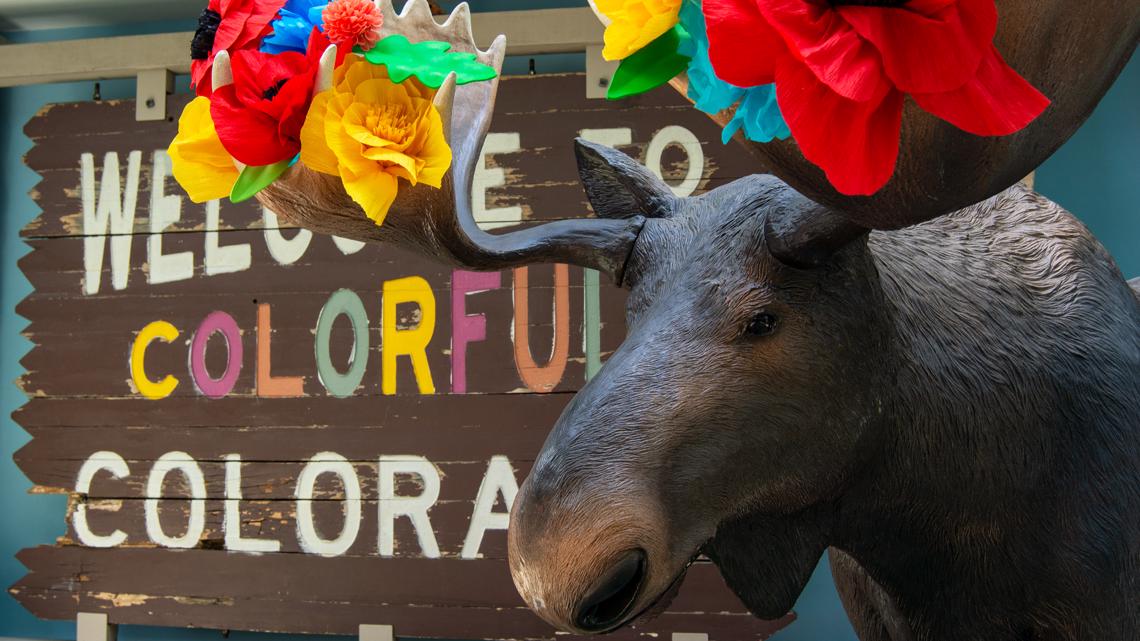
[230,159,293,203]
[362,34,498,88]
[607,25,692,101]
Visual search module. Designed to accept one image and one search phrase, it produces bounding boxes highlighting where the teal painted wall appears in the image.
[0,10,1135,641]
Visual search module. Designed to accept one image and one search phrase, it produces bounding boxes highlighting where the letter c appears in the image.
[131,320,180,400]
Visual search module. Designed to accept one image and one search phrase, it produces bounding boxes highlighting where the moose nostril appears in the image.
[574,549,647,633]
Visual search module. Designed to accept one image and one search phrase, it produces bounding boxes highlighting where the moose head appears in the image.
[254,1,1140,637]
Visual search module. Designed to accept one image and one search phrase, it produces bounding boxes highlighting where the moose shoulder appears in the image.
[507,142,1140,641]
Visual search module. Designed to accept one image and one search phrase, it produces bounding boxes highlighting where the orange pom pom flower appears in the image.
[322,0,384,51]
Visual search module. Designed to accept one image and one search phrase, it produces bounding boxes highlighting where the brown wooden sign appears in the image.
[11,74,790,640]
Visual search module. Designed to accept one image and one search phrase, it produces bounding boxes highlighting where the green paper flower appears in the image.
[607,25,691,101]
[360,34,497,88]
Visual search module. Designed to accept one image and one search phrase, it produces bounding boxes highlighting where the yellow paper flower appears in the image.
[300,55,452,226]
[167,96,239,203]
[595,0,682,61]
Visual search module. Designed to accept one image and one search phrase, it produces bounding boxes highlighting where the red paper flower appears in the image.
[210,29,330,166]
[323,0,385,51]
[704,0,1050,196]
[191,0,286,96]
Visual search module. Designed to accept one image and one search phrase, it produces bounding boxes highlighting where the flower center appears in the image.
[262,78,290,101]
[365,104,414,143]
[828,0,909,6]
[190,9,221,60]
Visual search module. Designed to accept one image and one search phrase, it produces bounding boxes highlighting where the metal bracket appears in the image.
[359,624,395,641]
[673,634,709,641]
[136,68,174,122]
[586,44,618,100]
[77,612,118,641]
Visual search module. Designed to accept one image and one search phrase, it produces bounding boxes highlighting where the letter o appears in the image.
[315,289,370,398]
[190,311,243,399]
[645,125,704,197]
[145,452,207,549]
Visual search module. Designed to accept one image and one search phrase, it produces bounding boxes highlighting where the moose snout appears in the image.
[507,460,686,635]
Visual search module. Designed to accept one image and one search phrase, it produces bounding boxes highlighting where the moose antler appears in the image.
[670,0,1140,264]
[250,0,645,283]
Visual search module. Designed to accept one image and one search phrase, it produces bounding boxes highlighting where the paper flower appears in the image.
[168,97,240,203]
[704,0,1050,196]
[261,0,327,55]
[323,0,384,51]
[211,29,328,166]
[300,55,452,225]
[677,0,787,144]
[191,0,284,96]
[595,0,683,61]
[362,35,499,88]
[722,84,789,144]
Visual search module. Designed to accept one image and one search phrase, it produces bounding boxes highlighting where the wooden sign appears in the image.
[11,74,791,640]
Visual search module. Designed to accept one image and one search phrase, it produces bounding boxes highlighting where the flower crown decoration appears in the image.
[169,0,498,226]
[592,0,1050,196]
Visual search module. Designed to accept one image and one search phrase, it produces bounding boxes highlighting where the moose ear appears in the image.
[574,138,675,220]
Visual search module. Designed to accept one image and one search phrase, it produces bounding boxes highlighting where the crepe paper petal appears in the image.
[758,0,889,103]
[722,84,790,144]
[679,0,743,115]
[230,158,294,202]
[261,0,327,54]
[322,0,383,51]
[361,34,497,88]
[168,96,240,203]
[302,56,451,226]
[911,44,1050,137]
[192,0,284,96]
[606,25,692,100]
[776,55,903,196]
[212,30,326,167]
[596,0,682,61]
[702,0,781,88]
[838,0,996,95]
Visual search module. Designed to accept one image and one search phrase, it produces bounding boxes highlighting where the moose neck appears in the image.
[822,211,1140,639]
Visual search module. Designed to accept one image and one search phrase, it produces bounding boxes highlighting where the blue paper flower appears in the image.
[678,0,788,144]
[261,0,327,55]
[723,84,790,144]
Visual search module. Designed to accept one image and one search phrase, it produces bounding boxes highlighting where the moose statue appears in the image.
[252,1,1140,639]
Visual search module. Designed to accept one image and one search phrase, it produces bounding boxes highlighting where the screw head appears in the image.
[145,98,156,108]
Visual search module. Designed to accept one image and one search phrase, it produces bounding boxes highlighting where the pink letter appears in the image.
[451,270,501,394]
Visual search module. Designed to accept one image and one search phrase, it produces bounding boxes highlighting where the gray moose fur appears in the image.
[507,142,1140,641]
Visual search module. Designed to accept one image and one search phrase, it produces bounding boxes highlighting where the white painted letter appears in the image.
[579,127,632,149]
[263,208,312,265]
[144,451,207,549]
[472,132,522,230]
[224,454,281,553]
[74,451,130,548]
[148,150,195,285]
[331,235,366,255]
[378,455,441,558]
[646,125,704,197]
[205,201,252,276]
[295,452,361,557]
[460,456,519,559]
[82,151,141,294]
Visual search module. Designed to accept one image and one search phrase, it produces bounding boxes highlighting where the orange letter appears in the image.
[257,303,304,397]
[512,265,569,393]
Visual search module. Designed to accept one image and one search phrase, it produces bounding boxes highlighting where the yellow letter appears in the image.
[131,320,180,400]
[382,276,436,395]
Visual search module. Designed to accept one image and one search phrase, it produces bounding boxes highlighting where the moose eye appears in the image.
[745,312,778,338]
